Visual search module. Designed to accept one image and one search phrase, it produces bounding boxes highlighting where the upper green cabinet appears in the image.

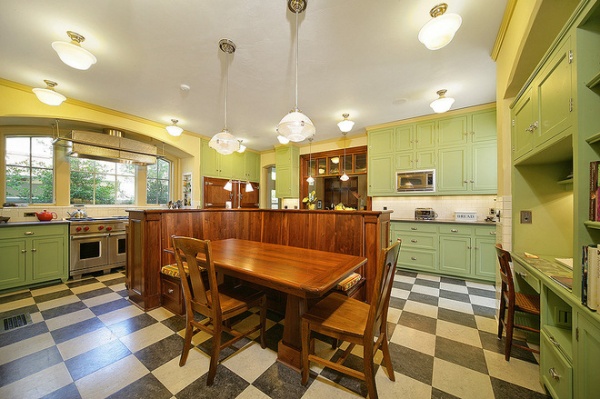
[201,139,260,182]
[275,145,299,198]
[367,107,497,196]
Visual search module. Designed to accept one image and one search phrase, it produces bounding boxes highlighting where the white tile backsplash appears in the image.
[373,195,497,221]
[0,205,159,222]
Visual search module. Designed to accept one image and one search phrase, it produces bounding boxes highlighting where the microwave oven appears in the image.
[396,169,435,192]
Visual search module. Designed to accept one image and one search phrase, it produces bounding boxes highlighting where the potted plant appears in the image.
[302,190,318,210]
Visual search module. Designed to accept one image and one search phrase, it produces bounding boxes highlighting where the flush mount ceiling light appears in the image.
[430,89,455,113]
[52,31,97,70]
[337,113,355,133]
[277,0,315,143]
[32,80,67,106]
[418,3,462,50]
[166,119,183,136]
[209,39,241,155]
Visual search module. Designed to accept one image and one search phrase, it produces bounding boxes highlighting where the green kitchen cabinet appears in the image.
[437,141,497,194]
[391,222,438,273]
[438,115,469,147]
[439,226,472,278]
[511,87,535,161]
[473,229,497,280]
[275,145,299,198]
[471,109,497,143]
[471,142,498,193]
[574,312,600,399]
[437,146,468,193]
[368,154,394,195]
[368,127,395,155]
[0,223,69,291]
[395,122,437,171]
[243,151,260,182]
[201,139,259,181]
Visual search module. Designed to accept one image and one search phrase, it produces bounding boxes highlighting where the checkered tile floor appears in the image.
[0,269,550,399]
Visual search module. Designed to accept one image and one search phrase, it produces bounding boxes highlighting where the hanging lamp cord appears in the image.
[294,7,299,110]
[224,48,229,130]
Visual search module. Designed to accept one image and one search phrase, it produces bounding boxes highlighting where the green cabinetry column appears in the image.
[275,145,299,198]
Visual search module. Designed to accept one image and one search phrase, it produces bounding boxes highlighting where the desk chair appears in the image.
[301,241,401,399]
[495,244,540,361]
[172,236,267,385]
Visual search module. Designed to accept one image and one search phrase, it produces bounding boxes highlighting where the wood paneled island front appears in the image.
[126,208,391,313]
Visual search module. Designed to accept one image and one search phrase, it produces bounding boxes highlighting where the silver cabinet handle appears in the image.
[24,231,34,235]
[548,335,560,348]
[411,239,418,243]
[463,180,469,184]
[410,227,417,230]
[168,289,174,294]
[411,256,417,261]
[31,248,37,252]
[549,368,560,381]
[451,229,458,233]
[490,231,496,235]
[21,249,27,253]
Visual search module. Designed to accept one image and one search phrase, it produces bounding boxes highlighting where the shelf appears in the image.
[584,221,600,230]
[586,70,600,90]
[586,131,600,145]
[543,325,573,360]
[557,178,573,185]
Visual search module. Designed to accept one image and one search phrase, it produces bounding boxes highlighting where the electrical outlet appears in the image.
[520,210,532,224]
[24,212,36,217]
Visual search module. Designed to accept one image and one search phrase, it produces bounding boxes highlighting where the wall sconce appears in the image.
[166,119,183,136]
[418,3,462,50]
[430,89,455,113]
[52,31,97,70]
[32,80,66,106]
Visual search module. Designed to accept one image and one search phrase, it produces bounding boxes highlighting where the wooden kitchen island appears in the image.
[126,208,391,313]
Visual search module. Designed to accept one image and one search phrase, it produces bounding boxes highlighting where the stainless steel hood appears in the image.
[63,129,157,165]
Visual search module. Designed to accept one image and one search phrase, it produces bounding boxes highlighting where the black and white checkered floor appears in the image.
[0,269,550,399]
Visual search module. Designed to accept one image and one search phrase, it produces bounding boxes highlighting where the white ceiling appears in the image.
[0,0,507,152]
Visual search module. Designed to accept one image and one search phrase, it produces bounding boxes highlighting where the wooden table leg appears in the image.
[277,294,307,370]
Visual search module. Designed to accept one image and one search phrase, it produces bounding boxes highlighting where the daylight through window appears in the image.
[146,158,171,204]
[70,158,135,205]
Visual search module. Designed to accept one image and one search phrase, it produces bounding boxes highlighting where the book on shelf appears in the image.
[582,244,600,311]
[590,161,600,221]
[582,245,588,306]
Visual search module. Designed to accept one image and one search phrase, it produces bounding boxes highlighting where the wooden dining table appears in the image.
[203,238,367,370]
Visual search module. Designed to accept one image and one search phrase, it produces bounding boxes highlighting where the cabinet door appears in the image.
[415,122,437,149]
[471,109,497,142]
[471,142,497,193]
[368,154,394,195]
[240,182,260,208]
[439,235,471,277]
[244,151,260,182]
[204,177,233,208]
[368,128,395,155]
[575,313,600,399]
[0,239,27,290]
[415,150,436,169]
[473,238,496,280]
[437,146,469,193]
[395,152,414,170]
[394,125,414,152]
[275,166,292,198]
[31,236,66,282]
[512,88,535,160]
[536,37,573,147]
[438,115,468,147]
[201,140,220,177]
[219,153,238,179]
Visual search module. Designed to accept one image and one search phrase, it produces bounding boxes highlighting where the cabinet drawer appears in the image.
[541,330,573,399]
[475,227,496,237]
[0,224,67,239]
[393,222,438,233]
[438,225,474,235]
[513,260,540,293]
[398,249,437,272]
[397,233,436,250]
[161,274,184,315]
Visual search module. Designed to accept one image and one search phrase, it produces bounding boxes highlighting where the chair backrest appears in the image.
[172,236,221,322]
[367,240,401,339]
[495,244,515,301]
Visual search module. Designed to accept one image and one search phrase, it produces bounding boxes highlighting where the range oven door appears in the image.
[70,234,109,273]
[108,231,127,267]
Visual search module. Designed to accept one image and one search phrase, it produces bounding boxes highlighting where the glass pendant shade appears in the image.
[306,175,314,184]
[337,114,354,133]
[277,135,290,145]
[245,181,254,192]
[166,119,183,136]
[277,109,315,142]
[430,89,455,113]
[32,80,66,106]
[223,180,233,191]
[209,129,240,155]
[52,31,97,70]
[418,4,462,50]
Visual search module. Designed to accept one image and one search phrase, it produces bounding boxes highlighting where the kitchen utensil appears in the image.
[35,210,58,221]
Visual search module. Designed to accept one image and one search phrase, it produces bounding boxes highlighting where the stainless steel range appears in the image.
[69,217,128,279]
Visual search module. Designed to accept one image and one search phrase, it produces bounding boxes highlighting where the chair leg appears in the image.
[207,325,222,386]
[363,348,378,399]
[380,337,395,382]
[179,320,194,366]
[259,298,267,349]
[504,310,514,361]
[497,295,505,339]
[301,320,310,386]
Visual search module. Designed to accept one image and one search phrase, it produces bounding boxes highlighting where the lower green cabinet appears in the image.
[0,223,69,291]
[574,312,600,399]
[391,221,496,282]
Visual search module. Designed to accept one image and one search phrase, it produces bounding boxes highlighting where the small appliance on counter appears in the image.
[415,208,437,220]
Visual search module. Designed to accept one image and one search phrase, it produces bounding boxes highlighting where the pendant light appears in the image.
[306,137,315,185]
[418,3,462,50]
[209,39,241,155]
[245,181,254,192]
[337,113,354,133]
[340,131,349,182]
[237,140,246,153]
[166,119,183,136]
[430,89,455,113]
[223,180,233,191]
[277,135,290,145]
[32,80,66,106]
[52,31,97,70]
[277,0,315,143]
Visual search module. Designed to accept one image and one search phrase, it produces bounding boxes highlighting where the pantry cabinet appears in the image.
[0,223,69,291]
[275,145,299,198]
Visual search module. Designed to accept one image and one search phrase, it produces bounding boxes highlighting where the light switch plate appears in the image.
[520,210,532,224]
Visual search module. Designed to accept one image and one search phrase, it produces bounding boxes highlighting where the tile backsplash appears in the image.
[372,195,497,221]
[0,205,160,222]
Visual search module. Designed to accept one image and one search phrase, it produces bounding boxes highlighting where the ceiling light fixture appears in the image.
[306,137,315,185]
[224,180,233,191]
[277,0,315,143]
[209,39,241,155]
[32,80,66,106]
[52,31,97,70]
[337,113,354,133]
[237,140,246,153]
[277,135,290,145]
[418,3,462,50]
[430,89,455,113]
[245,181,254,192]
[166,119,183,136]
[340,131,349,182]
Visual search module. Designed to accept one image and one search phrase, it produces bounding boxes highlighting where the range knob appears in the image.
[98,225,104,231]
[83,226,90,231]
[106,226,113,231]
[76,226,82,232]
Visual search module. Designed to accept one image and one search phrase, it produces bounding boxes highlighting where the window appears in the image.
[5,136,54,204]
[70,158,135,204]
[146,158,170,204]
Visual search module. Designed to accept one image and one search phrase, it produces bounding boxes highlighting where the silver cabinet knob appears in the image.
[549,368,560,381]
[411,256,417,261]
[168,289,174,294]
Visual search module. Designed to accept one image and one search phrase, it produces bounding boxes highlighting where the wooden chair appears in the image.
[495,244,540,361]
[171,236,267,385]
[301,241,401,399]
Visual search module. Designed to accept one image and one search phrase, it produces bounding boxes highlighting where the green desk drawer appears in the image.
[396,233,436,250]
[0,223,67,239]
[514,260,540,294]
[541,330,572,399]
[398,249,437,272]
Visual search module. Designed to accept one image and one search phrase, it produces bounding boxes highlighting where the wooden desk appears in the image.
[204,238,367,369]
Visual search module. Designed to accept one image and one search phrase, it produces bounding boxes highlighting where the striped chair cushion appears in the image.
[160,263,188,278]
